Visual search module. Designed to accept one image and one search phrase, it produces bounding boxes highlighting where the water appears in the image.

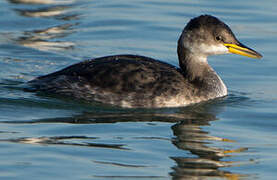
[0,0,276,179]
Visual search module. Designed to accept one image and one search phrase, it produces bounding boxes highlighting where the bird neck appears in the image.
[177,43,210,81]
[177,41,227,97]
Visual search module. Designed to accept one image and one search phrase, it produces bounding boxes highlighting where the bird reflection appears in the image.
[1,100,249,179]
[171,120,247,179]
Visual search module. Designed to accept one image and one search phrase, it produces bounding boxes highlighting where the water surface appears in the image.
[0,0,276,179]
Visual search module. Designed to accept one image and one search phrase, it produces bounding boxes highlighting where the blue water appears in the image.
[0,0,276,179]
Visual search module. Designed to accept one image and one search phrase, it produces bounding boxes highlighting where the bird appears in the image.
[27,15,262,108]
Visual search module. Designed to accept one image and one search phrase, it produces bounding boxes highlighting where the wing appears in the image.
[28,55,188,107]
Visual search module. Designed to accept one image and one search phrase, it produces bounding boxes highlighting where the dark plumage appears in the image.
[27,15,262,108]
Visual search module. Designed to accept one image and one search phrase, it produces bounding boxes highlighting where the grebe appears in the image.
[28,15,262,108]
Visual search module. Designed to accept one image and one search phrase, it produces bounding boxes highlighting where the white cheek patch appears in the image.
[198,43,229,55]
[185,41,229,56]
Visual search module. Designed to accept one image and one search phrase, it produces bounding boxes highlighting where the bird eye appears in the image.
[215,35,223,42]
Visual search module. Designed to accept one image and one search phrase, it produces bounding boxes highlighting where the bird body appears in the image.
[28,15,262,108]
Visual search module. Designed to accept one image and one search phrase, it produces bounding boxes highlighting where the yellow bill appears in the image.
[224,43,262,59]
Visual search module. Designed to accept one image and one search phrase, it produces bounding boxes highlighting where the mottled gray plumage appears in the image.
[27,15,262,108]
